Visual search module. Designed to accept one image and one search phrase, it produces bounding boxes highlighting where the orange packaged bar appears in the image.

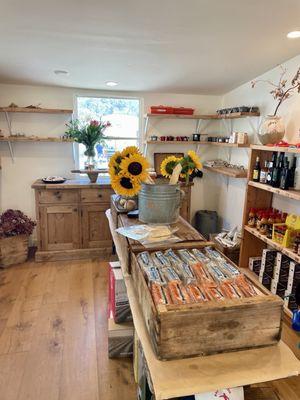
[168,281,193,304]
[186,284,207,302]
[151,282,173,306]
[220,282,242,299]
[204,286,225,301]
[235,275,258,297]
[191,262,215,285]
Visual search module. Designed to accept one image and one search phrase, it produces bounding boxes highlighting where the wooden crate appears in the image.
[130,246,283,360]
[0,235,29,268]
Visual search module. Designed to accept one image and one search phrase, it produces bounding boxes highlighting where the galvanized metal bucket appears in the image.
[138,182,182,224]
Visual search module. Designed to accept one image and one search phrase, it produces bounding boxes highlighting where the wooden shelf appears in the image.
[146,140,249,148]
[251,144,300,154]
[204,165,247,178]
[145,111,260,120]
[0,136,73,143]
[0,107,73,114]
[248,181,300,201]
[244,225,300,264]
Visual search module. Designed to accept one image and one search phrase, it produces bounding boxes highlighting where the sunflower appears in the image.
[187,150,202,170]
[111,173,141,197]
[108,151,123,168]
[121,146,140,158]
[160,156,181,178]
[120,153,149,181]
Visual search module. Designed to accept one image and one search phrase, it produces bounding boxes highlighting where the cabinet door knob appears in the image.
[98,194,102,198]
[73,208,78,212]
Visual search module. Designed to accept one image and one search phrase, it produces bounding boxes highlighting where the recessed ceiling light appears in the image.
[106,81,118,87]
[54,69,69,75]
[287,31,300,39]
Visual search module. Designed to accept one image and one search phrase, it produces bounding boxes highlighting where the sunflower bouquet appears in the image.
[109,146,150,197]
[160,150,202,184]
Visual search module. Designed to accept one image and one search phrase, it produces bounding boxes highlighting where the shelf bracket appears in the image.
[143,116,149,155]
[4,111,15,162]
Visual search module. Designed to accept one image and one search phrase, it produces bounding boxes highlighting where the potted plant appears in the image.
[65,119,111,168]
[252,66,300,144]
[0,209,36,268]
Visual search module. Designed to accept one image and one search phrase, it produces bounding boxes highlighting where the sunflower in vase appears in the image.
[160,150,203,183]
[109,146,150,209]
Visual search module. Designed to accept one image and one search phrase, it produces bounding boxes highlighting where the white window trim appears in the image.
[72,93,143,169]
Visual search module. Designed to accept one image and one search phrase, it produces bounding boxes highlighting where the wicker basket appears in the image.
[0,235,29,268]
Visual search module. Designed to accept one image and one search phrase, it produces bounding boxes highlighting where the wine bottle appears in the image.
[289,156,296,188]
[266,161,273,185]
[279,158,289,190]
[252,156,261,182]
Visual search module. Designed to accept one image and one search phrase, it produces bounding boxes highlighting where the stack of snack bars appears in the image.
[137,247,260,307]
[249,251,300,312]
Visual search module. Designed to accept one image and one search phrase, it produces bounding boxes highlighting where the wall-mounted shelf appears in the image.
[248,181,300,201]
[204,166,247,178]
[143,111,260,155]
[0,107,73,114]
[244,225,300,264]
[0,136,73,143]
[251,144,300,154]
[144,111,260,120]
[147,140,249,148]
[0,106,73,163]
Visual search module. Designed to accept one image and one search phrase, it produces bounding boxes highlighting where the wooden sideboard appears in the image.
[32,178,114,262]
[32,178,193,262]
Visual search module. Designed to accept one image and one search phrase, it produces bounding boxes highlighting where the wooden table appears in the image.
[106,209,300,400]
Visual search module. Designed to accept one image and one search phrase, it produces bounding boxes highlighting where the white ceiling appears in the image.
[0,0,300,94]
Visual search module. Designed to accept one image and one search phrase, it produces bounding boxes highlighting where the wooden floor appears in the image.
[0,259,299,400]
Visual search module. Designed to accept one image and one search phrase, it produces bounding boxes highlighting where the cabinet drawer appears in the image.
[38,190,78,204]
[80,188,113,203]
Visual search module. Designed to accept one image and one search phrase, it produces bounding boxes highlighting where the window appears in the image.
[76,96,141,169]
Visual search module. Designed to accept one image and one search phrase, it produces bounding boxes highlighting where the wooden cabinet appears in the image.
[39,205,80,251]
[32,179,113,262]
[81,204,111,248]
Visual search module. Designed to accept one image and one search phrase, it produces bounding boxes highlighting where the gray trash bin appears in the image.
[195,210,218,239]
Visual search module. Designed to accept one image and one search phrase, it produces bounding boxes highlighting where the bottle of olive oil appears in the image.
[252,156,261,182]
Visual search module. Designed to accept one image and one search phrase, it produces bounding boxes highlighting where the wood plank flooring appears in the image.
[0,259,299,400]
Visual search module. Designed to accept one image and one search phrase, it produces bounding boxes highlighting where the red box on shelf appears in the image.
[173,107,194,115]
[150,105,174,114]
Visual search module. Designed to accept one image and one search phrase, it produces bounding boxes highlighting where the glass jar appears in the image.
[258,115,285,145]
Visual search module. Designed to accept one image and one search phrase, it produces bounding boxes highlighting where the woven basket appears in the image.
[0,235,29,268]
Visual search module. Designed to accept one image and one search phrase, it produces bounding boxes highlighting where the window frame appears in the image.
[73,93,143,169]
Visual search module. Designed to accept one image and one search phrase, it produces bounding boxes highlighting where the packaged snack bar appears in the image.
[137,251,155,275]
[192,248,210,264]
[206,263,228,283]
[164,248,182,264]
[235,275,258,297]
[178,249,198,265]
[191,262,215,285]
[175,262,196,284]
[161,266,181,283]
[205,286,225,301]
[151,251,171,268]
[146,266,167,286]
[151,282,173,305]
[168,281,193,304]
[219,282,242,299]
[219,261,240,278]
[186,284,207,302]
[205,247,224,261]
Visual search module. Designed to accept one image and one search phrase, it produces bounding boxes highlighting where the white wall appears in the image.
[0,83,221,241]
[1,53,300,239]
[220,54,300,229]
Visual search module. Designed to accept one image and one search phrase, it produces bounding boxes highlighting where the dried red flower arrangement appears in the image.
[0,209,36,238]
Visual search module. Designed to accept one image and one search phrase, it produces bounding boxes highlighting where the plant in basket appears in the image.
[0,209,36,268]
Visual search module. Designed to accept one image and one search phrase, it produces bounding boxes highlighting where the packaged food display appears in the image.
[136,247,260,307]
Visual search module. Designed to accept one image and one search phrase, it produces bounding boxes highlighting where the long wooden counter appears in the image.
[106,209,300,400]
